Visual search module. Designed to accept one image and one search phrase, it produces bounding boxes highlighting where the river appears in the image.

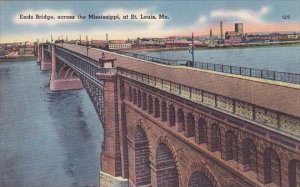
[135,46,300,74]
[0,60,102,187]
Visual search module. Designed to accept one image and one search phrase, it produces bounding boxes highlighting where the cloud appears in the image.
[101,8,166,30]
[210,6,270,23]
[196,16,207,24]
[13,9,80,26]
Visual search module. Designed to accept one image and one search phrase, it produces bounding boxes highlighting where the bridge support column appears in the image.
[206,119,213,152]
[220,129,226,160]
[50,45,57,80]
[50,45,83,91]
[37,44,41,63]
[97,71,126,186]
[237,138,247,171]
[40,45,51,71]
[257,149,266,184]
[117,79,129,178]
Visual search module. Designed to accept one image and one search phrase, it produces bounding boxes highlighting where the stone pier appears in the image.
[49,45,83,91]
[40,45,51,71]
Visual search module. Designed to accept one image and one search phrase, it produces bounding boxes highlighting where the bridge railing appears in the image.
[55,46,100,79]
[55,45,117,78]
[97,68,117,74]
[114,50,184,66]
[113,50,300,84]
[117,66,300,138]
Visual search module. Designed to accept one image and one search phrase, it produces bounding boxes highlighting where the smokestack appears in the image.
[106,33,109,49]
[210,28,212,38]
[220,21,223,39]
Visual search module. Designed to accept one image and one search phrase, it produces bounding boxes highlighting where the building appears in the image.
[18,44,34,55]
[90,40,107,48]
[108,40,132,50]
[225,31,238,39]
[164,41,191,48]
[235,23,243,34]
[287,34,299,39]
[230,36,243,44]
[220,21,223,39]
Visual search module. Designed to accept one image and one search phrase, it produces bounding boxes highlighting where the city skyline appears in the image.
[1,0,300,43]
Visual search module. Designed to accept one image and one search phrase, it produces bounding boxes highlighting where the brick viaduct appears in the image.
[37,43,300,187]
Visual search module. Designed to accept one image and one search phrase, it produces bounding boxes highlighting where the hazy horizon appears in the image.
[1,0,299,43]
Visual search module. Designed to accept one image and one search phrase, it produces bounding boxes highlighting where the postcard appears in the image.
[0,1,299,187]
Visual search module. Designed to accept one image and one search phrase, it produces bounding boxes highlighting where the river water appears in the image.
[0,60,103,187]
[136,46,300,74]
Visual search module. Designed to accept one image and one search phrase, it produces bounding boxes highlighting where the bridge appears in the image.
[35,42,300,187]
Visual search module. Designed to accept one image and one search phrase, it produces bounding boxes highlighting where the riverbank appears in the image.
[0,55,36,62]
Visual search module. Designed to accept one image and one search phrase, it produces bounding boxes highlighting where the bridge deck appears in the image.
[58,43,300,117]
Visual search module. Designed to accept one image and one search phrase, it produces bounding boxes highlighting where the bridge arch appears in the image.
[186,162,220,187]
[64,67,77,79]
[57,64,67,77]
[133,125,152,186]
[132,118,153,152]
[70,70,77,77]
[263,147,281,186]
[197,118,207,144]
[224,131,238,161]
[242,138,257,173]
[289,159,300,187]
[155,136,182,187]
[64,67,72,78]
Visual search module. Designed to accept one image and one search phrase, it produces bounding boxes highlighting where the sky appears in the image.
[0,0,299,43]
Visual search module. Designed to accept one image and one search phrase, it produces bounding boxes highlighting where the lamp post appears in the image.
[189,32,195,67]
[192,32,194,67]
[87,46,91,57]
[86,35,90,57]
[86,35,88,46]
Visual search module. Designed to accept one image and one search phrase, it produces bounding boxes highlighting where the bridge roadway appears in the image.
[50,43,300,187]
[58,43,300,118]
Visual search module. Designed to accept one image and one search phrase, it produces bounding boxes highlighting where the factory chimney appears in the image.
[220,21,223,39]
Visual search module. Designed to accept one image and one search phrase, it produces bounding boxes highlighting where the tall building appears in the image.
[235,23,243,34]
[220,21,223,39]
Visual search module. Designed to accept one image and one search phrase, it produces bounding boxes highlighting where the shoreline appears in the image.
[123,41,300,52]
[0,55,36,62]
